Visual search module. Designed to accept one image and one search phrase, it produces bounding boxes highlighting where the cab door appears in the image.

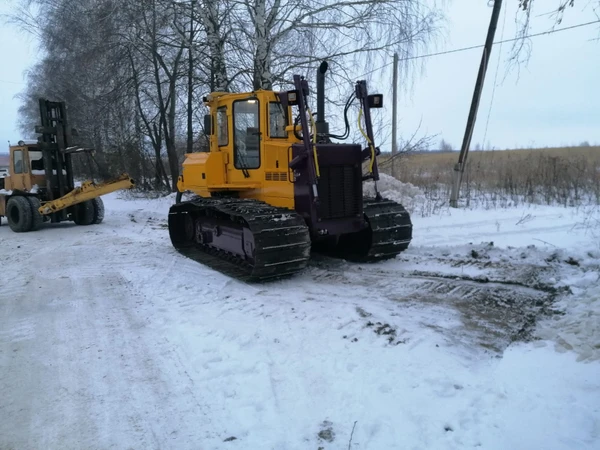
[9,147,29,191]
[230,98,261,181]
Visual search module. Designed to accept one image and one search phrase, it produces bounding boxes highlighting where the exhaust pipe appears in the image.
[316,60,329,136]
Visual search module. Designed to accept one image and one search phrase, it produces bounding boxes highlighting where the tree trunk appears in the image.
[253,0,272,90]
[165,74,180,192]
[203,1,229,91]
[187,0,195,154]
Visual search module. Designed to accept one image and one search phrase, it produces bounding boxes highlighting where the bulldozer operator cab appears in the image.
[222,95,290,170]
[179,90,299,208]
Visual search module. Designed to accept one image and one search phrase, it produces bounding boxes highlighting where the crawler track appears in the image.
[329,198,413,262]
[169,197,412,281]
[168,198,312,282]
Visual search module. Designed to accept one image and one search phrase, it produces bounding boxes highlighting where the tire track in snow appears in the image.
[0,226,228,449]
[0,317,36,343]
[304,251,561,354]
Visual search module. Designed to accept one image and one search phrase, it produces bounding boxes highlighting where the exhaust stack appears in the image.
[315,60,329,137]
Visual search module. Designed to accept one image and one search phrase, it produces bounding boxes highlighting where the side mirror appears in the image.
[204,114,213,135]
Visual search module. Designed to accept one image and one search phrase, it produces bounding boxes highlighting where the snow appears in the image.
[0,189,599,449]
[0,184,38,195]
[364,173,427,213]
[31,169,67,175]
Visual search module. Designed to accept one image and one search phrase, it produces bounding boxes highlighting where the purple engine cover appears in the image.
[291,143,367,238]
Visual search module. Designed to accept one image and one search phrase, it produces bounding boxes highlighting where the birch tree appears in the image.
[229,0,442,91]
[15,0,140,180]
[11,0,445,191]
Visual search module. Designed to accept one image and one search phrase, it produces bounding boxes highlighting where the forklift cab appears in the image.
[4,145,46,192]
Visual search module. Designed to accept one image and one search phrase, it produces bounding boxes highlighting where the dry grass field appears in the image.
[379,146,600,208]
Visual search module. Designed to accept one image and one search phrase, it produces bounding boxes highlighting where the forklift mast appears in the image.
[36,99,75,201]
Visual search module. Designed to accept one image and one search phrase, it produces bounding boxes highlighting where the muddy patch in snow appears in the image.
[308,245,570,355]
[365,321,409,345]
[317,420,335,444]
[388,274,560,354]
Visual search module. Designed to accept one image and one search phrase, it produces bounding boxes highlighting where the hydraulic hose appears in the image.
[357,108,376,174]
[306,107,321,178]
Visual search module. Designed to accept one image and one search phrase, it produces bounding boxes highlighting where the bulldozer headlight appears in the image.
[287,90,299,105]
[367,94,383,108]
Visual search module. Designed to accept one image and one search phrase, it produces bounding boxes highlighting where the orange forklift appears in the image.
[0,99,134,232]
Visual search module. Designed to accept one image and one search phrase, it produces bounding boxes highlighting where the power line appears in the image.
[0,78,25,85]
[482,0,508,147]
[2,19,597,87]
[358,19,600,78]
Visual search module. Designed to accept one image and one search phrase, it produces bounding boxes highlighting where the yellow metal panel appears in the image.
[181,152,227,191]
[207,183,260,190]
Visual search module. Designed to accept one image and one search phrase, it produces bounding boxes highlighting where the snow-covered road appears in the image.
[1,192,599,449]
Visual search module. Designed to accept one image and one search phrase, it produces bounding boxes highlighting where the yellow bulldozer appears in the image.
[0,99,134,232]
[169,62,413,280]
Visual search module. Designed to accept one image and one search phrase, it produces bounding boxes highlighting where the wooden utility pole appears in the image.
[450,0,503,207]
[391,52,399,178]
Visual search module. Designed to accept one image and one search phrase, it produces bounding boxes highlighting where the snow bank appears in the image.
[104,190,176,220]
[364,173,427,213]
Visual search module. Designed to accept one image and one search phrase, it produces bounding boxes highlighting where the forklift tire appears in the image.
[91,197,104,224]
[26,196,44,231]
[6,196,33,232]
[73,200,95,226]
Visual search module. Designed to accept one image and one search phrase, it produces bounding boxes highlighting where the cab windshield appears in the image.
[233,99,260,170]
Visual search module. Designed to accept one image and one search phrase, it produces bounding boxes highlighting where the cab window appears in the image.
[13,150,25,174]
[217,107,228,146]
[29,150,44,172]
[233,99,260,170]
[269,102,287,138]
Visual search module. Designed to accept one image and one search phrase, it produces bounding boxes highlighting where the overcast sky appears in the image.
[0,0,598,153]
[393,0,600,150]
